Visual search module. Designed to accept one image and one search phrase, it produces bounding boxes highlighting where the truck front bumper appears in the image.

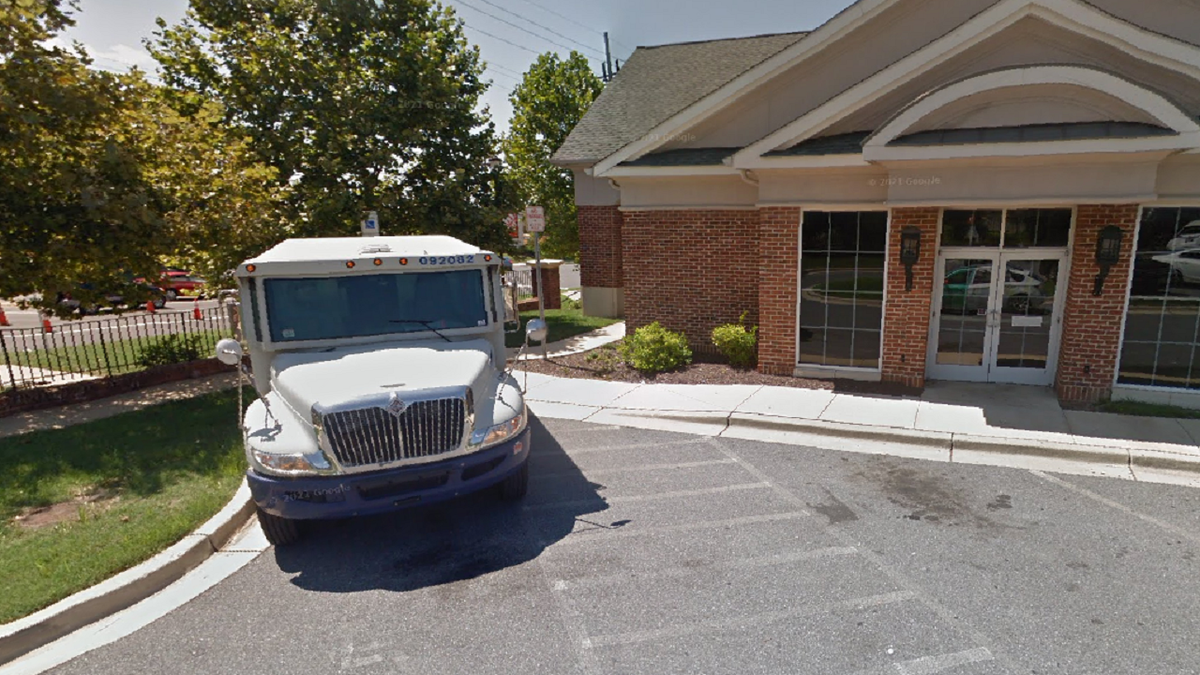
[248,428,531,520]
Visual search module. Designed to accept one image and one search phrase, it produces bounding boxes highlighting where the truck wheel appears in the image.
[257,506,303,546]
[499,461,529,501]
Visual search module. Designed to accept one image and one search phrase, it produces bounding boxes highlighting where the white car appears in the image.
[1152,249,1200,283]
[1167,221,1200,251]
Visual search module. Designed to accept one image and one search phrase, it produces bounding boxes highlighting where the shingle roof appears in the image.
[890,121,1177,146]
[619,147,741,167]
[765,131,872,156]
[551,31,809,166]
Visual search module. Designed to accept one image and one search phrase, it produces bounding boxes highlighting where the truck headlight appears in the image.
[469,404,528,450]
[251,448,331,474]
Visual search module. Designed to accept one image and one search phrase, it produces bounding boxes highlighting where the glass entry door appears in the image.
[929,252,1065,385]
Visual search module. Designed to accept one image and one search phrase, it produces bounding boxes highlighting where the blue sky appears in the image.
[62,0,854,131]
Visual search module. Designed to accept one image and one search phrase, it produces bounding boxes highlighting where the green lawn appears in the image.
[8,329,224,377]
[505,308,620,349]
[0,390,246,624]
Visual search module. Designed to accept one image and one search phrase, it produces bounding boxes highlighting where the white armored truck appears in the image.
[214,236,545,545]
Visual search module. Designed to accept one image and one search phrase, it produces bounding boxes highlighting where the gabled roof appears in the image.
[619,147,741,167]
[551,32,808,165]
[890,121,1177,146]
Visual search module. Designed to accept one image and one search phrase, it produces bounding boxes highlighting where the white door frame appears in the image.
[927,248,1069,385]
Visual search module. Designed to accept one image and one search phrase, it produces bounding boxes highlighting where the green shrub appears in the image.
[711,312,758,368]
[619,322,692,373]
[137,335,203,368]
[560,294,582,311]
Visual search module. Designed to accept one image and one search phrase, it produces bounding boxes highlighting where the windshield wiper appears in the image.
[389,319,452,343]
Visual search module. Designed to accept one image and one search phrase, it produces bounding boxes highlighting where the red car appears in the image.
[160,270,208,300]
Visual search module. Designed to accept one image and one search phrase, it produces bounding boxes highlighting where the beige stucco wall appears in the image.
[667,0,997,151]
[670,12,1199,152]
[1156,155,1200,202]
[882,155,1163,205]
[903,84,1159,133]
[824,17,1200,137]
[617,176,758,209]
[573,170,621,207]
[757,168,889,205]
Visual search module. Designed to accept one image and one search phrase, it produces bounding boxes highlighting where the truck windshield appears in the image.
[263,270,487,342]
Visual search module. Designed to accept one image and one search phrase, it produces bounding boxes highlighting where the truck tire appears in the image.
[257,507,302,546]
[499,461,529,501]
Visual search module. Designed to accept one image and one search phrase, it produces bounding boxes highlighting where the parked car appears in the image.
[942,264,1046,313]
[160,270,207,300]
[58,280,167,314]
[1167,221,1200,251]
[1152,249,1200,283]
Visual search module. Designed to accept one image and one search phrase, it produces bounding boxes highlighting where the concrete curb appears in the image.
[0,480,255,665]
[550,405,1200,483]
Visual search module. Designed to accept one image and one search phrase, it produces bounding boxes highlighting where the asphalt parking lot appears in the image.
[44,416,1200,675]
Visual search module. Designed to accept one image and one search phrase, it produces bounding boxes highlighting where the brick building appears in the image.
[552,0,1200,405]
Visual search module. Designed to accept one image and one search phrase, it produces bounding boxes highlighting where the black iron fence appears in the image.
[0,306,235,391]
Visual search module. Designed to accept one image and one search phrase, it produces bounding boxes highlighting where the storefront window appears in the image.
[941,208,1072,248]
[799,211,887,369]
[1119,206,1200,388]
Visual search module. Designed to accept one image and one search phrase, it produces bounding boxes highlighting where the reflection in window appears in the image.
[1119,207,1200,388]
[942,210,1002,247]
[799,211,887,369]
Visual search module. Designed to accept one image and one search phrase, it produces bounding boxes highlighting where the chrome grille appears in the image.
[324,398,467,468]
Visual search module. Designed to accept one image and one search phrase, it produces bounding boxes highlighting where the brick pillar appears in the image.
[530,262,562,310]
[758,207,802,376]
[578,205,623,317]
[1055,204,1138,403]
[881,207,940,388]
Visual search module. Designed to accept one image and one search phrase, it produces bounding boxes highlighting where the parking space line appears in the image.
[544,437,710,456]
[707,438,1021,673]
[533,458,738,480]
[846,647,995,675]
[1031,470,1200,545]
[525,482,770,512]
[548,511,813,545]
[554,546,859,589]
[584,590,917,649]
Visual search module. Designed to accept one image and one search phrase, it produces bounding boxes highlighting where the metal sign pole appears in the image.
[534,234,546,360]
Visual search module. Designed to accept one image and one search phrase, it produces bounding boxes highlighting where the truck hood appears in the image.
[270,339,494,416]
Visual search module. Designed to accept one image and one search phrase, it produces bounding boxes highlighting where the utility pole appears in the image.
[603,32,614,82]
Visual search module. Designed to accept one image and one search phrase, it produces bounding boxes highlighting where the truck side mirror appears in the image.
[525,318,548,344]
[215,338,244,366]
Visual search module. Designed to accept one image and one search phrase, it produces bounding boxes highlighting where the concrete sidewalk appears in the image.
[506,321,624,361]
[518,371,1200,488]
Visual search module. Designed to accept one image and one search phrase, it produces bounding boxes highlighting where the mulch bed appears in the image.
[515,345,921,398]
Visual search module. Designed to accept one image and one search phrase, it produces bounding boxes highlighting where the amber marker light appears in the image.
[245,264,256,273]
[346,261,356,269]
[484,255,492,262]
[373,259,383,266]
[400,258,409,265]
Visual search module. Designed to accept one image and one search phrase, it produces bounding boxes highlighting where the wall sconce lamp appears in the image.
[900,227,922,291]
[1093,225,1124,296]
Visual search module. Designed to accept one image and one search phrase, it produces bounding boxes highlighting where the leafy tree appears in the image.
[0,0,165,314]
[149,0,515,249]
[501,51,602,260]
[0,0,290,314]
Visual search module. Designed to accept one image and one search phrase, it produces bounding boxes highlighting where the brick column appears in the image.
[881,207,940,388]
[758,207,802,376]
[578,205,623,317]
[1055,204,1139,403]
[530,261,562,310]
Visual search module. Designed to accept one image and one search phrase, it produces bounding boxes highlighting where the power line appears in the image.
[468,0,605,59]
[455,0,601,63]
[462,21,543,56]
[487,61,525,79]
[484,67,520,85]
[511,0,635,55]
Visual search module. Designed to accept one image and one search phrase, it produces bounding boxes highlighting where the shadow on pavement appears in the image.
[272,414,607,593]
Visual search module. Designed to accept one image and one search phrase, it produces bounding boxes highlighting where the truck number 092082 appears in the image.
[419,255,475,265]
